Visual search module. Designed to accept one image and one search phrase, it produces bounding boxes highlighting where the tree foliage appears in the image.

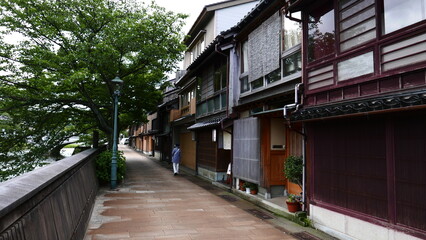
[0,0,187,180]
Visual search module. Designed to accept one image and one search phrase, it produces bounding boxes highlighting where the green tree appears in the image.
[0,0,187,180]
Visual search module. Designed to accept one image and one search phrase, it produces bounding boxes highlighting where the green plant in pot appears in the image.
[249,183,258,195]
[284,155,303,212]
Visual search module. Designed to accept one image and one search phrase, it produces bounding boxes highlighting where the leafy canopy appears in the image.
[0,0,187,180]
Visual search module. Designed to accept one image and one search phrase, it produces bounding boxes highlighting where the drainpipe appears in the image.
[283,83,307,210]
[215,39,233,118]
[283,83,302,118]
[216,37,235,189]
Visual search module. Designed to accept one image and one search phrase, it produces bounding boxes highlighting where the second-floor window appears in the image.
[214,62,227,92]
[283,12,302,51]
[180,89,195,108]
[383,0,426,34]
[189,33,206,63]
[282,11,302,78]
[240,40,250,93]
[308,0,335,62]
[241,40,249,74]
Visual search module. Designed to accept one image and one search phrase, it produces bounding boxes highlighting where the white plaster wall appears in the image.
[310,205,422,240]
[215,1,258,34]
[204,19,216,45]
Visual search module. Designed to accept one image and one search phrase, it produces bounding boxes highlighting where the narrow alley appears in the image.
[84,146,331,240]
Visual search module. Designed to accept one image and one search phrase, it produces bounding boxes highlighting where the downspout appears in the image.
[283,82,307,211]
[215,38,231,118]
[283,83,302,118]
[216,36,235,189]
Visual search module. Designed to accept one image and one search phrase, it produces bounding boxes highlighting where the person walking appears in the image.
[171,144,181,176]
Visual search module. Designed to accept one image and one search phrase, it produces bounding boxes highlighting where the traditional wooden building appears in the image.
[141,112,158,157]
[128,123,144,151]
[156,77,180,162]
[174,0,259,180]
[224,0,304,199]
[286,0,426,239]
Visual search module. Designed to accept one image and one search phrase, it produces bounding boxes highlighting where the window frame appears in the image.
[281,9,302,81]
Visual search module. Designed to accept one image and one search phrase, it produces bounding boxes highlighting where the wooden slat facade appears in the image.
[308,111,426,235]
[233,117,260,183]
[197,129,217,170]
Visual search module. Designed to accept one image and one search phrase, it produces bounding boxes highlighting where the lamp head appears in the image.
[111,76,124,92]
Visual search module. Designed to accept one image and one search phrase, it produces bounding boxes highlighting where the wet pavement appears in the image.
[84,145,333,240]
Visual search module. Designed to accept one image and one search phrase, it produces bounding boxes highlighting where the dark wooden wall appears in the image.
[197,129,217,170]
[308,111,426,236]
[0,148,102,240]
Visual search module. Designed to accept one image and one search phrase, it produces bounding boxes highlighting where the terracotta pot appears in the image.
[250,189,257,195]
[286,201,301,213]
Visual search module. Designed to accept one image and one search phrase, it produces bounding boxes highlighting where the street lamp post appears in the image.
[111,76,123,189]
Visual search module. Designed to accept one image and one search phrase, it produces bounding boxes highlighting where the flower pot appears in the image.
[245,188,251,194]
[286,201,301,213]
[250,189,257,195]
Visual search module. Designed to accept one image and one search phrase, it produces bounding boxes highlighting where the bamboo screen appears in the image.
[232,117,260,183]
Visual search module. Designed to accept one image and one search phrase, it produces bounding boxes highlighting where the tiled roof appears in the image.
[187,117,225,130]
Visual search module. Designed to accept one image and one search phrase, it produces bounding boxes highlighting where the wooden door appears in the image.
[261,118,287,187]
[269,118,287,185]
[180,132,196,170]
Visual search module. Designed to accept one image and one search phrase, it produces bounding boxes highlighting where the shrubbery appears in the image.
[284,155,303,189]
[95,150,126,184]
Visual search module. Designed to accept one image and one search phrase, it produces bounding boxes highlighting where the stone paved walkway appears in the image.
[84,146,309,240]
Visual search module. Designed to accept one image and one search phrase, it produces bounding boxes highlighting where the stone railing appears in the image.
[0,148,103,240]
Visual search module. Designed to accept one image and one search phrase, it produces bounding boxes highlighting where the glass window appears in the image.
[283,11,302,51]
[214,72,221,92]
[266,68,281,84]
[241,40,249,73]
[308,1,335,62]
[197,102,207,117]
[221,92,226,109]
[208,99,214,113]
[251,78,263,90]
[180,93,187,107]
[240,76,249,93]
[338,51,374,81]
[214,63,226,92]
[214,95,220,111]
[221,66,226,90]
[200,37,205,52]
[383,0,426,34]
[283,51,302,77]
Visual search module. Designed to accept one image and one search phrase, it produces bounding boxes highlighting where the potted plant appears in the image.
[249,183,258,195]
[286,194,301,212]
[284,155,303,212]
[239,180,246,191]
